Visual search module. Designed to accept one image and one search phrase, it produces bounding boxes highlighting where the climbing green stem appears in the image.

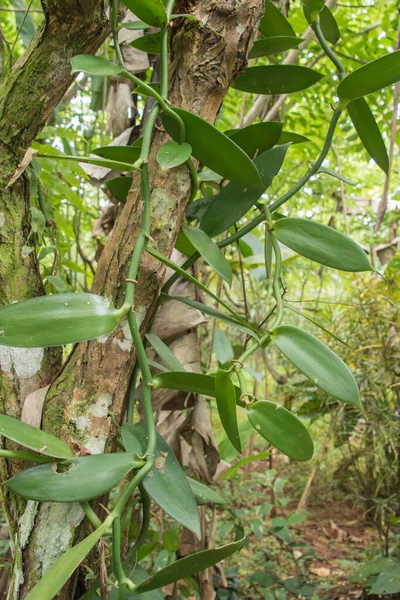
[112,518,127,600]
[312,19,346,80]
[80,502,103,530]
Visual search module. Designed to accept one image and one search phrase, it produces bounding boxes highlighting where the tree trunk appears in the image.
[1,1,264,597]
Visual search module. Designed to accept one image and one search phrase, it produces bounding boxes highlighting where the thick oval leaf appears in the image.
[161,107,262,188]
[216,370,241,452]
[201,144,289,237]
[122,423,200,537]
[0,415,73,459]
[5,452,143,502]
[152,371,245,408]
[259,0,296,38]
[121,20,151,30]
[93,145,141,164]
[129,32,161,54]
[319,6,340,45]
[122,0,168,28]
[71,55,123,76]
[157,141,192,171]
[26,520,110,600]
[105,176,133,204]
[271,325,360,406]
[347,98,389,174]
[273,217,372,272]
[0,293,124,348]
[232,66,323,95]
[226,122,283,157]
[175,230,197,256]
[163,295,259,341]
[145,332,186,372]
[214,329,235,365]
[182,225,232,285]
[338,50,400,101]
[247,401,314,461]
[187,477,225,505]
[278,131,309,145]
[135,538,245,593]
[302,0,324,22]
[249,36,302,58]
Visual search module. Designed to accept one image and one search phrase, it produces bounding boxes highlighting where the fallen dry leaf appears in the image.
[311,567,331,577]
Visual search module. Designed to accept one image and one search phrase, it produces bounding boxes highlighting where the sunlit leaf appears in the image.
[271,325,361,405]
[71,55,124,76]
[0,415,73,459]
[157,141,192,171]
[0,293,125,348]
[273,217,372,272]
[338,51,400,101]
[247,401,314,461]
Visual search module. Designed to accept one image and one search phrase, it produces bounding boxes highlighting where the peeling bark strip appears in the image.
[1,1,264,597]
[0,1,116,597]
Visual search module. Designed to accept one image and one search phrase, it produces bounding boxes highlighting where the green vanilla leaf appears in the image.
[247,401,314,461]
[145,333,186,372]
[175,230,197,256]
[162,295,260,341]
[0,415,73,459]
[271,325,361,406]
[187,477,225,505]
[319,6,340,45]
[105,176,133,204]
[92,145,141,164]
[161,107,262,188]
[5,453,144,502]
[347,98,389,174]
[121,20,151,30]
[249,36,302,58]
[273,217,372,272]
[46,275,70,293]
[71,55,123,76]
[0,292,125,348]
[26,520,110,600]
[147,246,249,326]
[318,166,355,186]
[338,50,400,101]
[302,0,324,22]
[182,225,232,285]
[259,0,296,38]
[226,122,283,158]
[37,150,140,173]
[129,32,161,54]
[216,370,241,453]
[214,329,235,365]
[232,65,323,95]
[152,371,245,407]
[135,537,246,593]
[221,451,271,479]
[201,144,289,237]
[157,141,192,171]
[278,131,309,145]
[122,423,201,537]
[121,0,168,28]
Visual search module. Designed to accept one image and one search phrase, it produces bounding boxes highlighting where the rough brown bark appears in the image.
[0,2,115,597]
[1,1,265,597]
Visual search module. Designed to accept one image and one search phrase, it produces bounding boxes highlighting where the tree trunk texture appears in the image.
[0,1,114,597]
[0,1,264,597]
